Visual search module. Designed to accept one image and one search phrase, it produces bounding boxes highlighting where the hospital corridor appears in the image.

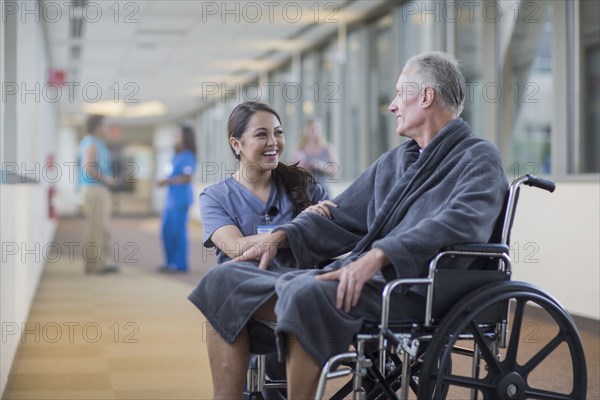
[1,1,599,399]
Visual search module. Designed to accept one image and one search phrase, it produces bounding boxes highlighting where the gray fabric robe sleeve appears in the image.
[274,158,381,266]
[374,141,506,280]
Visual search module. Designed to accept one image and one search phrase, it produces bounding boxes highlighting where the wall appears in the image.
[0,10,59,396]
[56,126,80,216]
[1,186,56,393]
[511,181,600,320]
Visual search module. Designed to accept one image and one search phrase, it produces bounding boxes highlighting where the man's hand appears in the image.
[232,231,287,270]
[316,248,390,313]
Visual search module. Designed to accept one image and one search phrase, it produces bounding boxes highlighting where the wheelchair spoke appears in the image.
[440,375,497,400]
[523,386,576,400]
[505,298,525,368]
[521,330,568,376]
[441,374,496,392]
[470,321,502,375]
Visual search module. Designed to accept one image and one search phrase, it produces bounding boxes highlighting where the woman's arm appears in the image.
[157,174,192,186]
[210,224,274,260]
[158,153,195,186]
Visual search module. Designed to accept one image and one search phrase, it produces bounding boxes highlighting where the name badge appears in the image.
[256,224,277,234]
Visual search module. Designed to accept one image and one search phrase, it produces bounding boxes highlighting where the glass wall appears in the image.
[503,2,553,175]
[341,28,366,180]
[301,52,318,119]
[269,61,298,157]
[369,14,395,163]
[400,0,433,61]
[579,0,600,173]
[317,42,333,141]
[188,0,598,187]
[454,0,485,137]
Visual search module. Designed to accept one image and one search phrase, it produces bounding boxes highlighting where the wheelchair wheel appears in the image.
[418,281,587,400]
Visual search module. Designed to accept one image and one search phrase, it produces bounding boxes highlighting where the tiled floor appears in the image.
[3,257,212,399]
[3,217,598,399]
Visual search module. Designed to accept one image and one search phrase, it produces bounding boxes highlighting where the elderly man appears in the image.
[189,51,507,399]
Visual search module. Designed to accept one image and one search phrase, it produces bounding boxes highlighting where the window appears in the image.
[269,62,297,149]
[341,29,365,180]
[578,0,600,173]
[454,0,485,137]
[301,53,318,118]
[504,3,553,175]
[318,41,338,146]
[369,15,395,160]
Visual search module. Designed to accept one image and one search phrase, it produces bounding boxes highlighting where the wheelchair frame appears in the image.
[246,175,588,400]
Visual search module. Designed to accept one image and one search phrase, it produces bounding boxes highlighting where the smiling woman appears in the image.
[196,101,330,399]
[200,101,329,264]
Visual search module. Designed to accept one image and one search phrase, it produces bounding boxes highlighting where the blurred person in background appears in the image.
[157,125,197,273]
[78,114,119,274]
[291,118,338,195]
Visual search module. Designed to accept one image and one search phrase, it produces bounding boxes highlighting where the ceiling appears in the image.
[42,0,389,126]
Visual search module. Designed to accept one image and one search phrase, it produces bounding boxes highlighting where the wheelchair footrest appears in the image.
[263,380,287,389]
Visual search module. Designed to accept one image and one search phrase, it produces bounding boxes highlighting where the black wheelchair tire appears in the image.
[418,281,587,400]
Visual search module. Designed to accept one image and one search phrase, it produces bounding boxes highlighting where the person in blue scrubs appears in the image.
[157,125,197,273]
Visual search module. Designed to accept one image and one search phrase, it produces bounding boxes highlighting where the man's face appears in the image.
[94,121,108,137]
[388,69,426,139]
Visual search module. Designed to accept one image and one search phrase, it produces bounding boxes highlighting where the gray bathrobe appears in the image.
[188,118,507,365]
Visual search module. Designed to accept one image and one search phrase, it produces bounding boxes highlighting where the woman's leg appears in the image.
[171,206,189,271]
[160,207,174,267]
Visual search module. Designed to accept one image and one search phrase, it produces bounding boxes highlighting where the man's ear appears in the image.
[421,87,435,109]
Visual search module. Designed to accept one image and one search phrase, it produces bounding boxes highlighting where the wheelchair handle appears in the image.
[523,174,555,193]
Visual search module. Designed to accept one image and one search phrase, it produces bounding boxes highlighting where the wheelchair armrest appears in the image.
[381,244,512,331]
[380,278,432,330]
[442,243,509,254]
[430,244,512,275]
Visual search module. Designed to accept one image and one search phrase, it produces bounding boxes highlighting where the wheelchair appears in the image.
[245,174,588,400]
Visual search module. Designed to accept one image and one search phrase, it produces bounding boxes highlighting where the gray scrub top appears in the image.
[199,175,328,264]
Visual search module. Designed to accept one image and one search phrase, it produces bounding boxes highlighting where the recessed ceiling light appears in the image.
[82,100,166,118]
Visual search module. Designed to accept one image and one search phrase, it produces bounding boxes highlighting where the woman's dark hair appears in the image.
[179,124,197,156]
[228,101,316,216]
